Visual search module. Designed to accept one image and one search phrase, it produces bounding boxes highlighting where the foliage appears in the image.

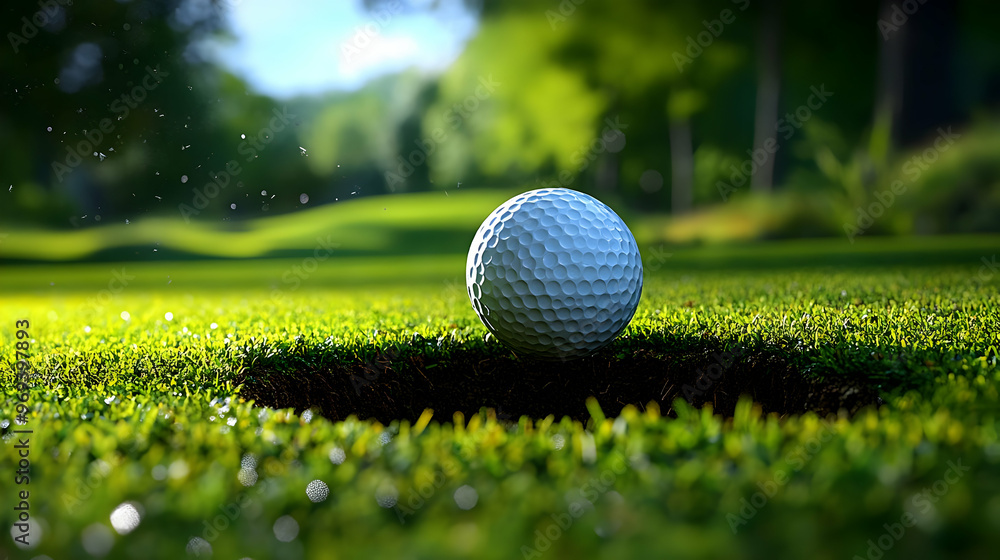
[4,0,1000,229]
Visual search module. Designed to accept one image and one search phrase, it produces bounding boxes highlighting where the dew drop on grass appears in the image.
[375,481,399,508]
[82,523,113,556]
[329,447,346,465]
[186,537,212,557]
[454,485,479,510]
[110,502,142,535]
[273,516,299,542]
[151,465,167,481]
[306,480,329,503]
[241,453,257,470]
[237,468,257,487]
[120,311,130,321]
[168,459,189,479]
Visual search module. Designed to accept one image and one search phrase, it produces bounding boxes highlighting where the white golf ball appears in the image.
[466,188,643,360]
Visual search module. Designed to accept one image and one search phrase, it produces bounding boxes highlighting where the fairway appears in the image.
[2,238,999,559]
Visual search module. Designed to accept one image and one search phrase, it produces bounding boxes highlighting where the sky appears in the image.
[207,0,479,98]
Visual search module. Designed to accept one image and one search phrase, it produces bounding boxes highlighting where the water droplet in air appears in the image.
[181,175,188,183]
[299,193,309,204]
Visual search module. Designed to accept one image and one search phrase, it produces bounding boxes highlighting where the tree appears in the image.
[0,0,229,224]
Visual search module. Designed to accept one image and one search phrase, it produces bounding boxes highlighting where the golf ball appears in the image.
[466,188,643,360]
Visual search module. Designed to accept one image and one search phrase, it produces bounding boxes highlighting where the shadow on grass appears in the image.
[238,337,883,424]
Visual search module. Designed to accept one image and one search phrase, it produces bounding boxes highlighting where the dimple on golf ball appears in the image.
[466,188,643,360]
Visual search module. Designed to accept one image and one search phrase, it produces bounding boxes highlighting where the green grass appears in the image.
[2,237,999,559]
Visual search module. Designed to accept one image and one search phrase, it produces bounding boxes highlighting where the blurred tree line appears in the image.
[2,0,999,236]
